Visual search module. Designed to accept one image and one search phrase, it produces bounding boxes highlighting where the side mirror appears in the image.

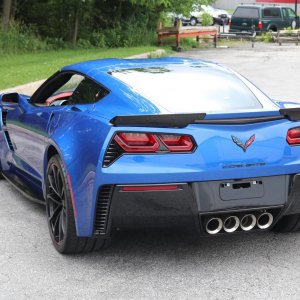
[1,93,19,105]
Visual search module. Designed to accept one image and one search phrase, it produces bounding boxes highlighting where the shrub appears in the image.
[201,12,213,26]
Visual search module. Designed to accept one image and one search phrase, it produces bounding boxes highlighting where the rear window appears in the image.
[110,65,263,113]
[233,7,259,18]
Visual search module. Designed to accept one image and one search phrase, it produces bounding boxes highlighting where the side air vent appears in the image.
[94,185,114,235]
[103,140,124,167]
[4,131,14,151]
[2,111,7,126]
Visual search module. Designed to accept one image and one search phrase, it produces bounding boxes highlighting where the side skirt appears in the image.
[2,172,45,205]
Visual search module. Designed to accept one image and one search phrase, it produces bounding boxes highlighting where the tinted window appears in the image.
[33,73,109,106]
[69,78,108,105]
[263,8,280,18]
[234,7,259,18]
[110,66,263,113]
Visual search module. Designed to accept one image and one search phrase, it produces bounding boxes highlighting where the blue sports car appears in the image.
[1,57,300,254]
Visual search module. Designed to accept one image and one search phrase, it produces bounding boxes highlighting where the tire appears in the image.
[45,154,109,254]
[272,214,300,233]
[190,17,197,26]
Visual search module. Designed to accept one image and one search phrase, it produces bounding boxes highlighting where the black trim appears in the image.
[2,173,44,205]
[195,115,284,125]
[94,185,114,235]
[110,113,206,128]
[110,114,288,128]
[280,108,300,121]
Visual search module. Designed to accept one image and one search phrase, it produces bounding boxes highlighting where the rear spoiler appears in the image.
[110,113,206,128]
[279,108,300,121]
[110,108,300,128]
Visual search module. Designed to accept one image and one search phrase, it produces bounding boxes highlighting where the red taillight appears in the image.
[113,132,195,153]
[287,127,300,145]
[114,132,159,152]
[121,185,180,192]
[228,19,232,28]
[159,134,194,152]
[258,21,263,30]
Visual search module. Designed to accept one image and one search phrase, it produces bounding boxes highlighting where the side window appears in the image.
[282,8,288,19]
[287,8,296,18]
[263,8,280,18]
[32,72,109,107]
[69,77,108,105]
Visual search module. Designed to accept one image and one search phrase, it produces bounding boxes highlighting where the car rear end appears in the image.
[78,59,300,240]
[94,110,300,237]
[229,6,263,33]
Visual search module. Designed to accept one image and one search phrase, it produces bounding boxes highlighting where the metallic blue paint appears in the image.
[1,57,300,237]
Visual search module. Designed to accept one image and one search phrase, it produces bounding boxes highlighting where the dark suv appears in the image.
[229,5,300,33]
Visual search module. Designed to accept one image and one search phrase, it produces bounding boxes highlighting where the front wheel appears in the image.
[190,17,197,26]
[45,154,109,254]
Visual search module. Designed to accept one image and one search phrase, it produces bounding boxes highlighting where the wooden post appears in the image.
[1,0,12,32]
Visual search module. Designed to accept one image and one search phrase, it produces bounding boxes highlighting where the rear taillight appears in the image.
[159,134,194,152]
[114,132,195,153]
[258,21,263,30]
[103,132,196,166]
[287,127,300,145]
[114,132,159,152]
[228,19,232,28]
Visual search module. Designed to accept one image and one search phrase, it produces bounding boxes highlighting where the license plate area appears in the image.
[220,180,264,200]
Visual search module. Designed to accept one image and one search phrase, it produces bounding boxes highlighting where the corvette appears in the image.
[1,57,300,254]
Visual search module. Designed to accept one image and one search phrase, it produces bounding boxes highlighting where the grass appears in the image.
[0,46,158,90]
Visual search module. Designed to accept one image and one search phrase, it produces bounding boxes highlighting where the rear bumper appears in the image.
[91,174,300,237]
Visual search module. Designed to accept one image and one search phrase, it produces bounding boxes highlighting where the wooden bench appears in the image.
[157,21,218,51]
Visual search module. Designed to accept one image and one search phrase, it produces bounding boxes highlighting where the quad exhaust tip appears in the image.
[223,216,240,233]
[206,218,223,235]
[257,212,273,229]
[205,212,274,234]
[240,214,256,231]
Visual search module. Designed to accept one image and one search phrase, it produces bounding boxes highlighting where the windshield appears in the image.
[110,65,264,113]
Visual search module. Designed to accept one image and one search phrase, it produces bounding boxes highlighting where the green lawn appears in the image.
[0,46,158,90]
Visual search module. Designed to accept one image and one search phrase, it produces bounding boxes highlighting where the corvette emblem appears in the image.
[231,135,255,152]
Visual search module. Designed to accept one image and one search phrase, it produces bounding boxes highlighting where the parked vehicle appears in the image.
[2,58,300,254]
[169,5,230,27]
[229,4,300,33]
[190,5,230,26]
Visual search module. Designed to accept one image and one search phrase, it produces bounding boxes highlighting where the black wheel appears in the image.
[272,214,300,233]
[190,17,197,26]
[46,155,109,254]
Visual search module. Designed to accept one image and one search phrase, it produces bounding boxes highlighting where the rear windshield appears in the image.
[110,65,263,113]
[233,7,259,18]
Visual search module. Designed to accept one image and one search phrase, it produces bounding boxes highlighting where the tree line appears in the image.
[1,0,213,49]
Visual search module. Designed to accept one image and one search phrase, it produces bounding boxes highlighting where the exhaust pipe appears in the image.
[223,216,240,233]
[240,214,256,231]
[206,218,223,235]
[257,212,273,229]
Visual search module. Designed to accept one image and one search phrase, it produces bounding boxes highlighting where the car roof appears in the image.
[236,4,288,9]
[62,57,209,75]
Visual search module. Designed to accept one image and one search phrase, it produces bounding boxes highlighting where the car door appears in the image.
[282,8,297,29]
[5,72,84,182]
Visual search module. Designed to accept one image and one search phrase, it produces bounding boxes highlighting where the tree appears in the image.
[1,0,12,31]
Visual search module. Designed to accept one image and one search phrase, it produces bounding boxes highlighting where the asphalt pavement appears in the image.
[2,43,300,299]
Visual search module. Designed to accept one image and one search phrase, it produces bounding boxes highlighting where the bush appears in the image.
[201,12,213,26]
[0,22,49,54]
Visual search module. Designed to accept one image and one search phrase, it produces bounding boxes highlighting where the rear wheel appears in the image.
[272,214,300,233]
[46,155,109,254]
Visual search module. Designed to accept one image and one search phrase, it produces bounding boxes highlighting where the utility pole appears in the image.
[296,0,298,16]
